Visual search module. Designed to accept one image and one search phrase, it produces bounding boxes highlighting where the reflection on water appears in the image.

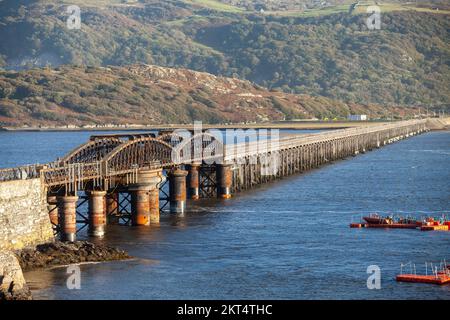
[5,131,450,299]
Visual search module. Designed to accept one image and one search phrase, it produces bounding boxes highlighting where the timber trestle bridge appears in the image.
[0,120,429,241]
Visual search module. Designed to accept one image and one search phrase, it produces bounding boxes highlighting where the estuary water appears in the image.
[1,129,449,299]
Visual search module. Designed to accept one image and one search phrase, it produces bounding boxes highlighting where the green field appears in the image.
[268,4,351,17]
[182,0,450,17]
[268,2,450,18]
[44,0,450,16]
[54,0,141,8]
[353,2,450,15]
[182,0,244,13]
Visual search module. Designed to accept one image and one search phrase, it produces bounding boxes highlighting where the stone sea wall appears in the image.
[0,178,54,251]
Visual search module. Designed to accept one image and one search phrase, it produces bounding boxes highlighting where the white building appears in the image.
[348,114,367,121]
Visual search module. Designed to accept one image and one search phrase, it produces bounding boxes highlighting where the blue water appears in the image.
[2,130,449,299]
[0,131,120,168]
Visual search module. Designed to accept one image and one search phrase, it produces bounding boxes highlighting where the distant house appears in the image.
[348,114,368,121]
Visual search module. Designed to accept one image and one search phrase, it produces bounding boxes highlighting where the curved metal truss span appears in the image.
[61,138,123,164]
[104,137,174,174]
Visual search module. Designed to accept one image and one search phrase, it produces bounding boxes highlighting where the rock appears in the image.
[16,241,131,271]
[0,251,32,300]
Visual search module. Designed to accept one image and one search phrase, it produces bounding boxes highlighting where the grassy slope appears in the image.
[0,65,417,127]
[180,0,450,16]
[0,1,447,126]
[183,0,244,13]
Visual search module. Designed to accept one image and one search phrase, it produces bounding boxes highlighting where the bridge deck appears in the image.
[0,120,428,189]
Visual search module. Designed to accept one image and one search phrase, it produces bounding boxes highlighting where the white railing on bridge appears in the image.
[223,120,426,161]
[0,120,427,185]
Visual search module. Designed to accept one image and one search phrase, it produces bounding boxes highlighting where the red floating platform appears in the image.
[366,223,417,229]
[349,223,366,228]
[396,274,450,285]
[420,225,449,231]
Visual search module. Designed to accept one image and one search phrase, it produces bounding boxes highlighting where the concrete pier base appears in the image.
[106,192,119,224]
[47,196,59,227]
[149,188,160,224]
[130,186,150,226]
[169,169,188,214]
[216,163,233,199]
[88,191,107,237]
[130,169,164,226]
[187,163,201,200]
[58,196,78,242]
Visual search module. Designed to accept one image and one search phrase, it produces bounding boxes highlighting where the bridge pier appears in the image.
[130,185,151,226]
[106,191,119,224]
[149,170,165,223]
[187,163,201,200]
[58,195,78,242]
[169,169,188,214]
[88,191,107,237]
[149,187,161,224]
[130,169,163,226]
[47,195,59,227]
[216,163,233,199]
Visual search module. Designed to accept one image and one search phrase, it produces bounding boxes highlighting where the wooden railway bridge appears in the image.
[0,119,429,241]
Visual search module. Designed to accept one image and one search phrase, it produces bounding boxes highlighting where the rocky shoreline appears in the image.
[16,241,131,272]
[0,251,32,300]
[1,241,131,300]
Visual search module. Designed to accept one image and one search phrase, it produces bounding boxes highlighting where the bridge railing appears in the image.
[41,162,103,188]
[224,119,426,161]
[0,161,61,183]
[0,164,42,182]
[0,120,427,185]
